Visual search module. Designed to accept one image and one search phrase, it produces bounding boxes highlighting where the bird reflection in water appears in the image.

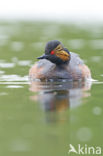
[29,79,92,123]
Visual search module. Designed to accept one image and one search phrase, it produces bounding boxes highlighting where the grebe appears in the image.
[29,40,91,81]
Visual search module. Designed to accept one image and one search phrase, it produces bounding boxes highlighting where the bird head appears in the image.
[37,40,71,65]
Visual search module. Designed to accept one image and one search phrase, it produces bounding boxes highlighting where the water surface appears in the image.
[0,22,103,156]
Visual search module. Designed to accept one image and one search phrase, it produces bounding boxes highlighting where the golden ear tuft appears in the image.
[54,44,70,61]
[54,44,63,51]
[56,51,70,61]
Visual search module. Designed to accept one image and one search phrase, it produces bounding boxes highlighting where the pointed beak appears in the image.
[37,54,48,59]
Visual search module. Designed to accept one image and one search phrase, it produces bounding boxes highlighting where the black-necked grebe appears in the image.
[29,40,91,81]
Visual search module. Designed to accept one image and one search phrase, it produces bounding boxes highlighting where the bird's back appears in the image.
[29,52,91,81]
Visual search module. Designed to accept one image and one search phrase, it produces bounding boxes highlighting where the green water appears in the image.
[0,21,103,156]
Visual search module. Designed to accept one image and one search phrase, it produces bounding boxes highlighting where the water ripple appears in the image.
[0,62,15,68]
[0,74,29,85]
[0,75,28,81]
[6,85,24,88]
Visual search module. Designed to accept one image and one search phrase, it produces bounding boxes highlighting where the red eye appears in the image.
[50,50,54,55]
